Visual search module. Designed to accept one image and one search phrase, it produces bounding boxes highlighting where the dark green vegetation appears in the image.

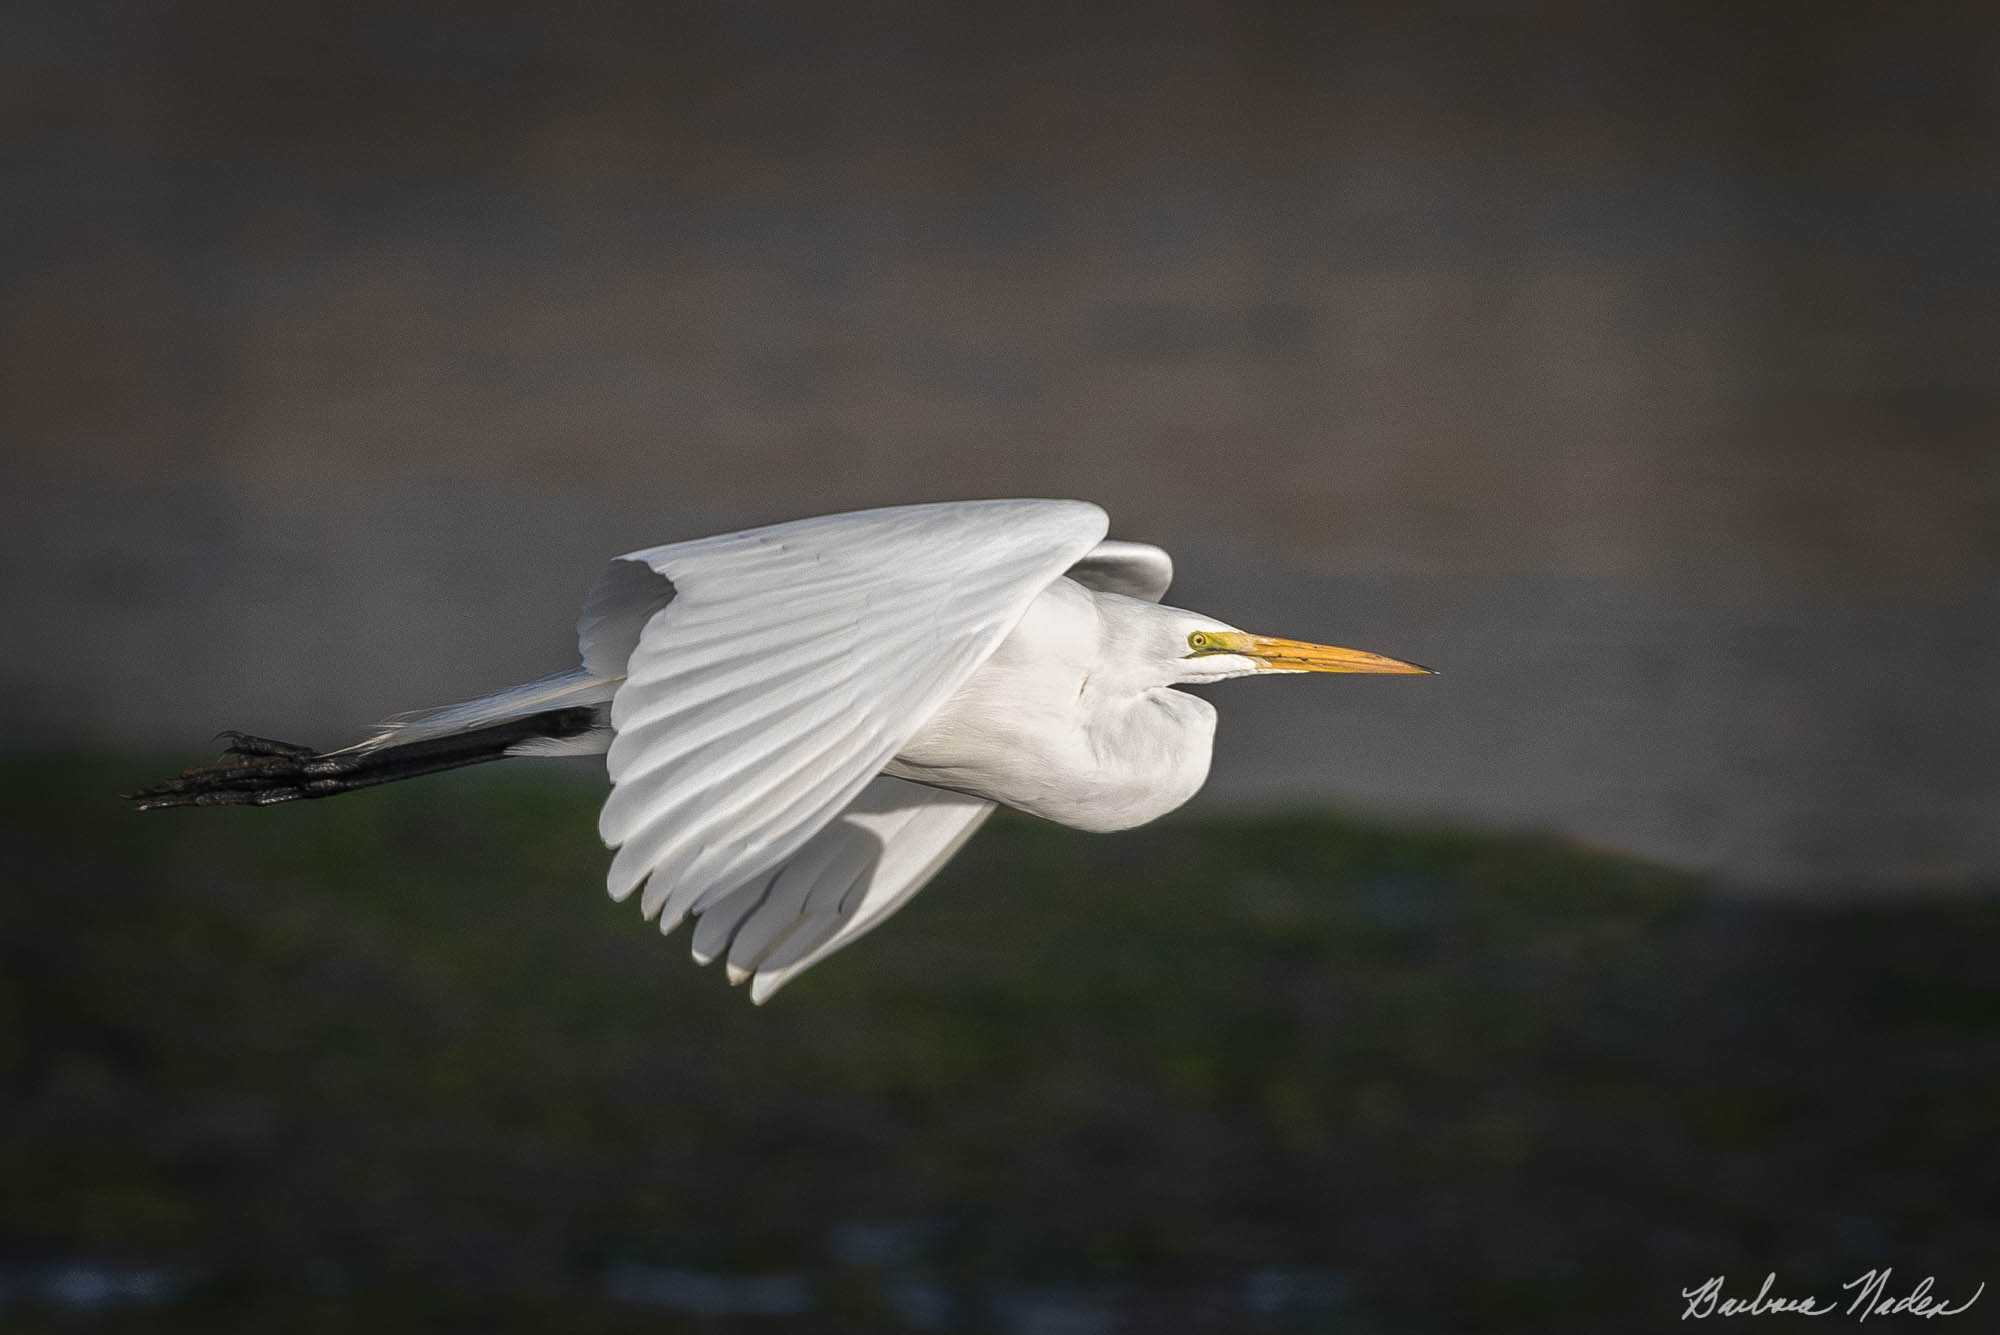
[3,759,1995,1332]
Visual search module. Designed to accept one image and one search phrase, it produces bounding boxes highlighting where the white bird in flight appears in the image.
[133,500,1432,1001]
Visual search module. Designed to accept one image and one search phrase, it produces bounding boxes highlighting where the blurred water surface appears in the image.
[7,2,1998,882]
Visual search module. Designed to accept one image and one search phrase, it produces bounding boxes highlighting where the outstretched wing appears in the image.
[662,531,1175,1003]
[593,499,1108,941]
[688,776,994,1003]
[1067,539,1174,601]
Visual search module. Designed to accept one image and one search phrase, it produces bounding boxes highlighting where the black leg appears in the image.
[128,706,601,812]
[216,732,319,760]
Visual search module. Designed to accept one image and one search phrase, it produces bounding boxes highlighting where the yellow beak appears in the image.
[1239,633,1434,675]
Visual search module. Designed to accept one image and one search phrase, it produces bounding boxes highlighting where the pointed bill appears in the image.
[1238,634,1434,675]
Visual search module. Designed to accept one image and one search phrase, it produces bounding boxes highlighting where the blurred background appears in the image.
[5,2,1997,1331]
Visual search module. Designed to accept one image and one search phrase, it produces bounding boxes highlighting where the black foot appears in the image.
[127,705,594,813]
[126,730,330,810]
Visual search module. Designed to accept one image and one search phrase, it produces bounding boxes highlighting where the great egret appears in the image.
[132,499,1431,1001]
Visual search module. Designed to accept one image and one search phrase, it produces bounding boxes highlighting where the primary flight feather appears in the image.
[132,499,1431,1002]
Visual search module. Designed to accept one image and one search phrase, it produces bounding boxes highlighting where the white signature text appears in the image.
[1682,1270,1984,1322]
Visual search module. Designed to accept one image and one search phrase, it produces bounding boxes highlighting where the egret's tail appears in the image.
[127,668,620,811]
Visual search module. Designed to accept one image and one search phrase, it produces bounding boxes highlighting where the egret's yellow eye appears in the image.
[1187,631,1212,652]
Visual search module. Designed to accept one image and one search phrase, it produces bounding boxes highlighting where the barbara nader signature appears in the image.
[1682,1270,1983,1322]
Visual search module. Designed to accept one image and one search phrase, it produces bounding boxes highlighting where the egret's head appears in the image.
[1160,610,1434,685]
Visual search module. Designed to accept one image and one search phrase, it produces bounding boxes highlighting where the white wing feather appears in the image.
[593,499,1107,945]
[687,776,994,1002]
[1067,539,1174,601]
[662,531,1175,1001]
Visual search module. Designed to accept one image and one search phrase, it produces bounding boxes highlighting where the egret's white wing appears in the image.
[1067,539,1174,601]
[688,776,994,1002]
[594,499,1107,937]
[683,534,1169,1002]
